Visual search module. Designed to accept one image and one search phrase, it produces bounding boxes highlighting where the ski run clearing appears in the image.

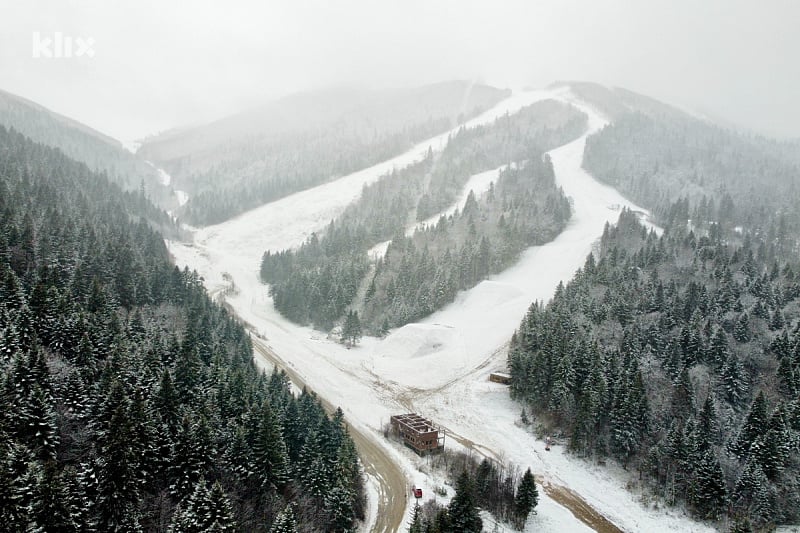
[167,87,714,532]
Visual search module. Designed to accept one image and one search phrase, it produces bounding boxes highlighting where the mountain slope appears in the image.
[0,125,365,531]
[0,89,169,201]
[259,98,586,331]
[138,81,511,225]
[508,84,800,528]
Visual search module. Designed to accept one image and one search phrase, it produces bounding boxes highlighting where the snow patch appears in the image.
[379,323,460,360]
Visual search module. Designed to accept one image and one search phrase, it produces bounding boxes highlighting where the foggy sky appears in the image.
[1,0,798,142]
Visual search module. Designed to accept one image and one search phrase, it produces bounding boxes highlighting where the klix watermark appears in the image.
[32,32,95,59]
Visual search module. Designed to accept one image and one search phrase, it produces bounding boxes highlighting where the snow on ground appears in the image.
[144,160,173,187]
[168,88,710,532]
[156,167,172,187]
[175,190,189,207]
[368,164,506,259]
[414,164,503,232]
[121,139,141,154]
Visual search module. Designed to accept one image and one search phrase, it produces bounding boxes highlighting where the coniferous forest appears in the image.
[508,94,800,528]
[0,125,365,532]
[260,100,585,333]
[139,83,510,226]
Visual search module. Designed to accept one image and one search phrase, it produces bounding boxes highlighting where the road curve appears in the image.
[251,338,407,533]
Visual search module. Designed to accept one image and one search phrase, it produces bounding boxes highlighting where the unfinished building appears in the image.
[390,413,445,455]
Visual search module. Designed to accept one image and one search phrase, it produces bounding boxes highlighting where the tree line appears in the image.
[509,207,800,528]
[260,100,585,334]
[0,124,364,532]
[408,452,539,532]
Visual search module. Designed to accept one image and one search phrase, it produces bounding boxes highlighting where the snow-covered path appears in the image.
[168,88,711,532]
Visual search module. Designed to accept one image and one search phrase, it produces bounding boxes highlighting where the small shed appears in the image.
[489,372,512,385]
[390,413,445,455]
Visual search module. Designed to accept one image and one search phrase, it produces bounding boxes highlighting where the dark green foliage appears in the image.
[509,207,800,525]
[408,503,423,533]
[0,126,365,531]
[169,479,237,532]
[688,451,727,519]
[412,451,536,531]
[448,470,483,533]
[269,504,298,533]
[513,468,539,529]
[0,89,177,219]
[341,309,362,347]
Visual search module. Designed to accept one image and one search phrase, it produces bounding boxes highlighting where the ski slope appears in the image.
[168,87,711,532]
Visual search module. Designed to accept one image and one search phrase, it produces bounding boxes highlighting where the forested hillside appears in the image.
[260,100,585,333]
[0,125,364,532]
[139,82,510,225]
[508,91,800,528]
[0,89,170,205]
[583,110,800,242]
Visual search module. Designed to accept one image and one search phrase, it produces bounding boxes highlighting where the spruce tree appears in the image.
[513,468,539,529]
[252,400,290,490]
[448,470,482,533]
[408,503,423,533]
[689,450,727,519]
[269,504,298,533]
[732,392,768,459]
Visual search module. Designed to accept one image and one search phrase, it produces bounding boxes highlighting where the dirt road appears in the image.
[251,339,407,533]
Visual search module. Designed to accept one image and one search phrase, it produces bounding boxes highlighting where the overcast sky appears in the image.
[1,0,798,142]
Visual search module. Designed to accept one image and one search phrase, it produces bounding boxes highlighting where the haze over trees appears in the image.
[509,88,800,527]
[0,89,175,210]
[139,82,511,225]
[260,99,585,333]
[0,125,364,531]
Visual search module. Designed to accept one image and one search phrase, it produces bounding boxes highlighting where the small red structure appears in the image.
[412,486,423,499]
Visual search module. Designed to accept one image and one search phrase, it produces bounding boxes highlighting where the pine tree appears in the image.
[28,461,80,533]
[689,450,727,519]
[731,392,768,459]
[324,482,357,532]
[708,327,729,367]
[408,503,423,533]
[733,312,751,343]
[170,479,236,533]
[341,310,362,347]
[513,467,539,529]
[269,503,298,533]
[252,400,290,490]
[169,414,214,499]
[0,442,33,531]
[448,470,482,533]
[95,381,141,531]
[721,352,746,406]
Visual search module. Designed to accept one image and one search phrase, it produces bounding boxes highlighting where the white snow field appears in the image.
[167,88,712,532]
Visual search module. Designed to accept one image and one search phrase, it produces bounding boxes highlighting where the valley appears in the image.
[167,87,710,532]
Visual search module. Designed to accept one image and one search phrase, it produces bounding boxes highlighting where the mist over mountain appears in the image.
[138,81,508,225]
[1,2,798,530]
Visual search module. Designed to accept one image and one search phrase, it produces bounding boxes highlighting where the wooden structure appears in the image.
[489,371,512,385]
[390,413,445,455]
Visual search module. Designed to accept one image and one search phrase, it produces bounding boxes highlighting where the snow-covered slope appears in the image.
[168,87,711,532]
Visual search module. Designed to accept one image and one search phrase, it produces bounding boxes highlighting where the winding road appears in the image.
[167,88,707,532]
[250,338,407,533]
